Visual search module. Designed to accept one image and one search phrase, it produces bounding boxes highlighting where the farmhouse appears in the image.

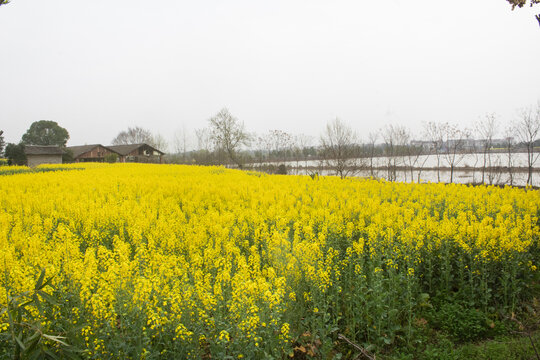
[108,143,164,163]
[24,145,63,167]
[69,144,121,163]
[67,143,164,163]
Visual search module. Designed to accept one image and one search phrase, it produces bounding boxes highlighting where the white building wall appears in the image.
[27,154,63,167]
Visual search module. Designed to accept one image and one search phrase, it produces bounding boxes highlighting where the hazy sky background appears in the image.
[1,0,539,149]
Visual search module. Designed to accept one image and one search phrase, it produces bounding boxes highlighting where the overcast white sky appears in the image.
[0,0,539,149]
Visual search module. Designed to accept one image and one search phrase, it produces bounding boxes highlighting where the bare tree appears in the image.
[469,142,481,184]
[367,131,379,178]
[402,128,426,183]
[254,130,293,174]
[208,108,251,169]
[395,126,410,181]
[196,128,211,151]
[382,125,397,181]
[404,139,427,183]
[112,126,153,145]
[503,127,516,186]
[442,123,470,183]
[423,122,444,182]
[260,133,273,164]
[173,126,190,163]
[514,103,540,186]
[264,130,293,163]
[415,154,430,183]
[152,133,169,153]
[382,125,408,182]
[254,134,266,170]
[292,134,312,175]
[194,127,214,165]
[111,126,167,152]
[475,113,498,184]
[320,118,362,179]
[490,156,504,185]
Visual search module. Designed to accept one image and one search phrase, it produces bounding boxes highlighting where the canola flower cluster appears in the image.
[0,163,538,358]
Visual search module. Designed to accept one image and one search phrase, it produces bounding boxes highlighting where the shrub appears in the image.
[104,153,118,163]
[429,303,492,342]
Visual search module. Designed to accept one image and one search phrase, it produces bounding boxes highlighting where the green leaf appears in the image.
[25,329,41,344]
[38,290,57,305]
[8,308,17,322]
[16,290,32,299]
[62,348,82,360]
[28,348,42,360]
[21,306,33,319]
[40,275,56,290]
[35,269,46,290]
[33,293,43,315]
[42,334,69,347]
[44,349,60,359]
[15,333,26,351]
[24,331,42,354]
[20,299,34,308]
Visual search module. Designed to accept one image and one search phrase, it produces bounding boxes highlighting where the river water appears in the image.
[253,152,540,187]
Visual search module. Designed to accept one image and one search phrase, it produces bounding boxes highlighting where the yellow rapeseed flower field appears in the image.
[0,163,538,358]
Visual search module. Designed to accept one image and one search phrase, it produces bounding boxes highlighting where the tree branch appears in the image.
[338,334,376,360]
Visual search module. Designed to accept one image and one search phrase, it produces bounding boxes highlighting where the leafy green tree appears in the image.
[62,148,74,163]
[21,120,70,147]
[104,153,118,163]
[0,1,9,7]
[4,143,26,165]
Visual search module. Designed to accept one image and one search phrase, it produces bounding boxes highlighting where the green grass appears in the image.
[382,332,540,360]
[0,167,83,176]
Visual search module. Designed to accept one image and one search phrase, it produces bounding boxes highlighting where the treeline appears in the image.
[166,103,540,186]
[1,103,538,185]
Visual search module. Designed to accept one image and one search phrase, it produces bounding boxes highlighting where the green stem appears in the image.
[3,257,19,360]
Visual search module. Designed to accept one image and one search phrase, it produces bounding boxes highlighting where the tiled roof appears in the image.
[24,145,64,155]
[108,143,165,155]
[65,143,165,157]
[67,144,120,158]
